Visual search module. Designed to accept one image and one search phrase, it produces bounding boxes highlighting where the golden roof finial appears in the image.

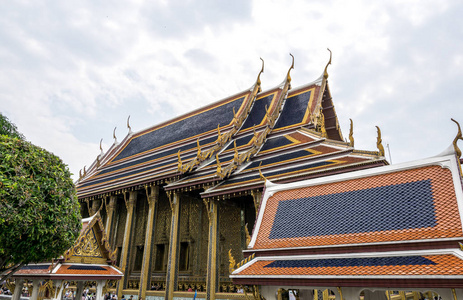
[233,140,239,161]
[348,118,354,147]
[99,138,103,154]
[127,115,132,133]
[177,150,183,172]
[113,127,117,143]
[216,154,222,175]
[256,58,264,89]
[79,169,82,180]
[228,249,236,274]
[324,48,332,79]
[244,224,251,247]
[376,126,385,156]
[83,165,87,176]
[451,118,463,158]
[196,138,204,160]
[286,53,295,84]
[258,162,267,181]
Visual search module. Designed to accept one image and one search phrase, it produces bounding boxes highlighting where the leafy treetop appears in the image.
[0,135,81,280]
[0,113,25,140]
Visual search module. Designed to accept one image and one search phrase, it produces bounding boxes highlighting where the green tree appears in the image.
[0,120,81,281]
[0,113,25,140]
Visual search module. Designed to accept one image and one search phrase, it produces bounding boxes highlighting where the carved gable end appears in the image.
[64,213,117,264]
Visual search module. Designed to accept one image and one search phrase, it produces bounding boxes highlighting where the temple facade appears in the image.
[75,54,390,300]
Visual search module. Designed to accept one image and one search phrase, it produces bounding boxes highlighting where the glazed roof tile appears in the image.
[250,156,463,250]
[54,264,122,276]
[231,251,463,278]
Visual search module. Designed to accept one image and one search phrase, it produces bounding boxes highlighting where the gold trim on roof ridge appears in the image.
[177,59,265,174]
[215,55,295,180]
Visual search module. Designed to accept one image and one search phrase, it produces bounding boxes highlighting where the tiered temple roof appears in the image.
[230,152,463,288]
[76,55,387,200]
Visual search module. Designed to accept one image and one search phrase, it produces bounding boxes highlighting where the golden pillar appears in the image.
[165,191,181,300]
[91,199,101,216]
[139,186,159,299]
[204,199,219,300]
[105,196,117,241]
[117,191,137,299]
[251,189,262,212]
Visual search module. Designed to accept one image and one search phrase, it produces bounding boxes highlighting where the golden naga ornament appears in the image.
[376,126,385,157]
[451,118,462,158]
[228,249,236,274]
[324,48,332,79]
[348,118,354,147]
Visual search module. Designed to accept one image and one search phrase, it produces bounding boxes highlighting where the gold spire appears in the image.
[286,53,295,84]
[376,126,385,156]
[451,118,462,158]
[324,48,332,79]
[348,118,354,147]
[127,115,132,133]
[113,127,117,143]
[256,57,264,92]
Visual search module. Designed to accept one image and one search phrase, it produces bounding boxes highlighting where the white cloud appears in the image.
[1,0,462,180]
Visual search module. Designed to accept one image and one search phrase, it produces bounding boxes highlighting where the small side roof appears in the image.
[249,153,463,251]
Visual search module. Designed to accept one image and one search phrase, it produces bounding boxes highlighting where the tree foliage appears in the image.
[0,135,81,278]
[0,113,25,140]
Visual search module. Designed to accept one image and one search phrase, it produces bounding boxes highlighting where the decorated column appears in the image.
[105,195,117,239]
[11,279,24,300]
[91,199,101,216]
[204,199,219,300]
[164,191,181,300]
[139,185,159,299]
[117,190,138,298]
[29,280,40,300]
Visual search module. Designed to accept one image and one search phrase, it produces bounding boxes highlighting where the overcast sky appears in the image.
[1,0,462,180]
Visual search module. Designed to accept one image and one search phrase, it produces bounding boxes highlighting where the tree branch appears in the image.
[0,262,25,282]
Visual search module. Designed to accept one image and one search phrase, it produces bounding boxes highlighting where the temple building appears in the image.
[73,53,463,300]
[9,213,123,300]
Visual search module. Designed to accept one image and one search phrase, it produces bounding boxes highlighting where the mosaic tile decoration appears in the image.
[253,165,463,249]
[114,96,246,161]
[274,90,312,129]
[236,254,463,276]
[269,180,436,239]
